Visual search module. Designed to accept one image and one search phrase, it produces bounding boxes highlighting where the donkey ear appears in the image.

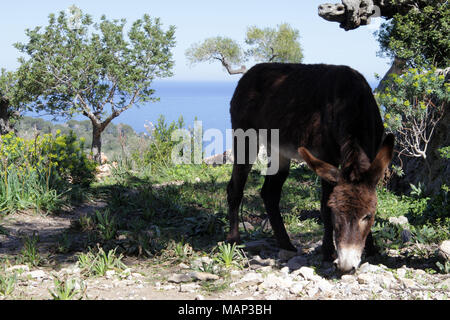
[298,147,339,183]
[365,134,395,187]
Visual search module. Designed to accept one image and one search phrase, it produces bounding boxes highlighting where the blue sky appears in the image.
[0,0,391,84]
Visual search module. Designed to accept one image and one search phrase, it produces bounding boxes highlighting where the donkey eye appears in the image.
[363,214,372,221]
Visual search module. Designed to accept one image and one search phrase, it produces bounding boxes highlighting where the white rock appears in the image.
[261,274,281,289]
[341,275,356,283]
[195,295,205,300]
[280,267,290,275]
[401,278,416,289]
[180,283,199,293]
[396,268,407,278]
[27,270,46,279]
[297,267,316,280]
[306,284,319,297]
[359,262,383,273]
[239,272,263,284]
[106,270,116,278]
[289,282,306,295]
[438,278,450,289]
[357,273,373,284]
[168,274,192,283]
[188,271,219,281]
[378,274,396,289]
[6,265,29,273]
[438,240,450,261]
[388,216,409,226]
[317,279,333,293]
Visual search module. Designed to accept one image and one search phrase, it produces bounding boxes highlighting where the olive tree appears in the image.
[15,6,176,163]
[186,23,303,75]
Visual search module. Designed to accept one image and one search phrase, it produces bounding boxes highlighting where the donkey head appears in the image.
[298,134,395,273]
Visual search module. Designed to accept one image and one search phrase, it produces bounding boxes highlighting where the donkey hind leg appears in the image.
[260,157,296,252]
[226,163,253,244]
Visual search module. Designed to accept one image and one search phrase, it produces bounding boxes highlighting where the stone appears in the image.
[287,256,308,271]
[357,273,373,285]
[401,278,416,289]
[278,249,298,261]
[27,270,47,280]
[388,216,409,226]
[180,283,199,293]
[359,262,383,273]
[280,267,290,275]
[188,271,219,281]
[167,274,192,283]
[260,274,281,289]
[396,268,407,278]
[317,279,333,293]
[239,222,254,232]
[438,278,450,289]
[306,284,319,297]
[438,240,450,261]
[106,270,116,279]
[195,295,205,300]
[239,272,263,284]
[244,240,273,253]
[289,282,306,295]
[297,267,316,280]
[6,265,29,273]
[341,275,356,283]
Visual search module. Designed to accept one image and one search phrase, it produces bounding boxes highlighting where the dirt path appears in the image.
[0,203,449,300]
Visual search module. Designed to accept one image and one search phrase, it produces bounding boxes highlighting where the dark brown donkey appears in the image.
[226,63,394,273]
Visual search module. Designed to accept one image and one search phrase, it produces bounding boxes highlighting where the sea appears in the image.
[26,80,379,156]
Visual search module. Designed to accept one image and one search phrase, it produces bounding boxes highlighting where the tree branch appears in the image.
[213,56,247,75]
[318,0,430,31]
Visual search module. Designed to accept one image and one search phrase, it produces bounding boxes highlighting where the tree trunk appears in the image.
[91,123,103,165]
[374,56,407,93]
[318,0,430,31]
[0,98,13,136]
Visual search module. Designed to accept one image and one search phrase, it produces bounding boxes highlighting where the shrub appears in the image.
[0,130,97,214]
[134,115,185,171]
[376,68,449,176]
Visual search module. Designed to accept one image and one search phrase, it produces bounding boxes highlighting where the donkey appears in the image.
[226,63,394,273]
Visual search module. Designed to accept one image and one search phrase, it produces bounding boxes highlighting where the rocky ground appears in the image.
[0,205,449,301]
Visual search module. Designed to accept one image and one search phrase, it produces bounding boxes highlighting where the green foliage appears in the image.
[376,1,450,68]
[245,23,303,63]
[94,209,117,241]
[18,233,42,267]
[0,272,17,296]
[14,6,176,159]
[186,22,303,74]
[213,242,246,269]
[77,246,126,277]
[438,146,450,160]
[0,131,97,214]
[49,277,86,300]
[134,115,185,171]
[16,116,147,161]
[376,68,449,161]
[186,36,245,67]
